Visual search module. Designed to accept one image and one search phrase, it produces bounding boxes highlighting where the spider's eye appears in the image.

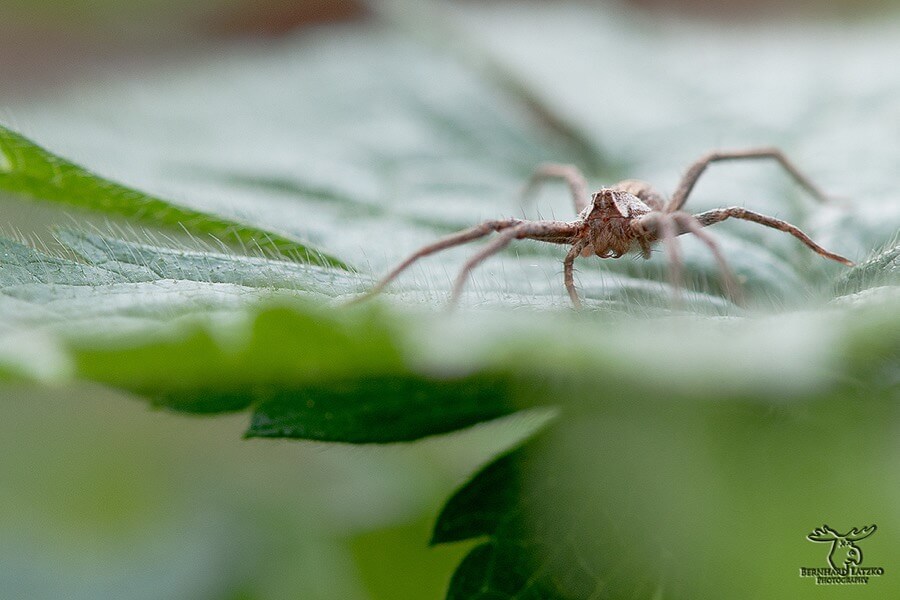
[592,190,612,206]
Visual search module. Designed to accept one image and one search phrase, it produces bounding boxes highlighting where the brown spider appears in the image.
[357,147,854,308]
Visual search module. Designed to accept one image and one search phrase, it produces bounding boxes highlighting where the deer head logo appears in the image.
[807,525,877,570]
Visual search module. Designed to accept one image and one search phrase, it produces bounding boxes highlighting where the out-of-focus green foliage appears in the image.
[1,2,898,599]
[432,303,898,599]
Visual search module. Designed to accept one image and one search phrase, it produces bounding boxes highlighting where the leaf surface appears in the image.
[0,125,349,268]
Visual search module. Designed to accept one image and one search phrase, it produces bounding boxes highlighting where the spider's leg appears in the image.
[350,218,523,303]
[649,213,686,306]
[667,147,830,212]
[448,226,523,307]
[448,221,581,308]
[671,212,743,304]
[613,179,666,211]
[521,163,590,215]
[692,207,854,266]
[563,238,589,309]
[661,215,685,304]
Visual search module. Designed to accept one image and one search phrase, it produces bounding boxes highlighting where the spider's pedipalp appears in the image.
[692,207,854,266]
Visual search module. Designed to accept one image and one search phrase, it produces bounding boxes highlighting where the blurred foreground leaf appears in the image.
[432,303,898,599]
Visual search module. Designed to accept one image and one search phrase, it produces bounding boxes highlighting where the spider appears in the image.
[357,147,854,308]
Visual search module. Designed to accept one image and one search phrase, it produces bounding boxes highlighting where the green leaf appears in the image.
[434,431,666,600]
[0,233,357,342]
[431,445,522,546]
[833,241,900,297]
[2,4,900,600]
[71,302,523,441]
[432,305,899,600]
[57,230,361,293]
[0,125,349,268]
[246,373,519,443]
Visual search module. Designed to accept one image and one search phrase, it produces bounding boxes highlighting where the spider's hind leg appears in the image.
[668,147,832,213]
[613,179,666,211]
[521,163,590,215]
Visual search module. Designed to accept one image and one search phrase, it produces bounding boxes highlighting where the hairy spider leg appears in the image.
[521,163,590,215]
[655,214,685,305]
[447,221,581,307]
[667,147,831,213]
[691,207,854,266]
[563,238,590,309]
[350,218,525,303]
[612,179,666,211]
[359,147,854,310]
[670,211,743,303]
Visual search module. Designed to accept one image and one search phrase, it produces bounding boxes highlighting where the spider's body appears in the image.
[357,148,854,308]
[579,188,654,259]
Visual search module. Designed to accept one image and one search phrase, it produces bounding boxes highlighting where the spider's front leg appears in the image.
[353,217,580,308]
[448,221,581,307]
[563,238,590,309]
[653,213,686,303]
[670,212,743,303]
[349,218,524,304]
[691,207,854,266]
[634,211,743,304]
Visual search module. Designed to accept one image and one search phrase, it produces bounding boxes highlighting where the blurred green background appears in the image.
[0,382,549,599]
[2,1,899,599]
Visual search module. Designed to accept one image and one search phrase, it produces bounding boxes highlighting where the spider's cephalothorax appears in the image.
[355,147,854,309]
[580,188,654,259]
